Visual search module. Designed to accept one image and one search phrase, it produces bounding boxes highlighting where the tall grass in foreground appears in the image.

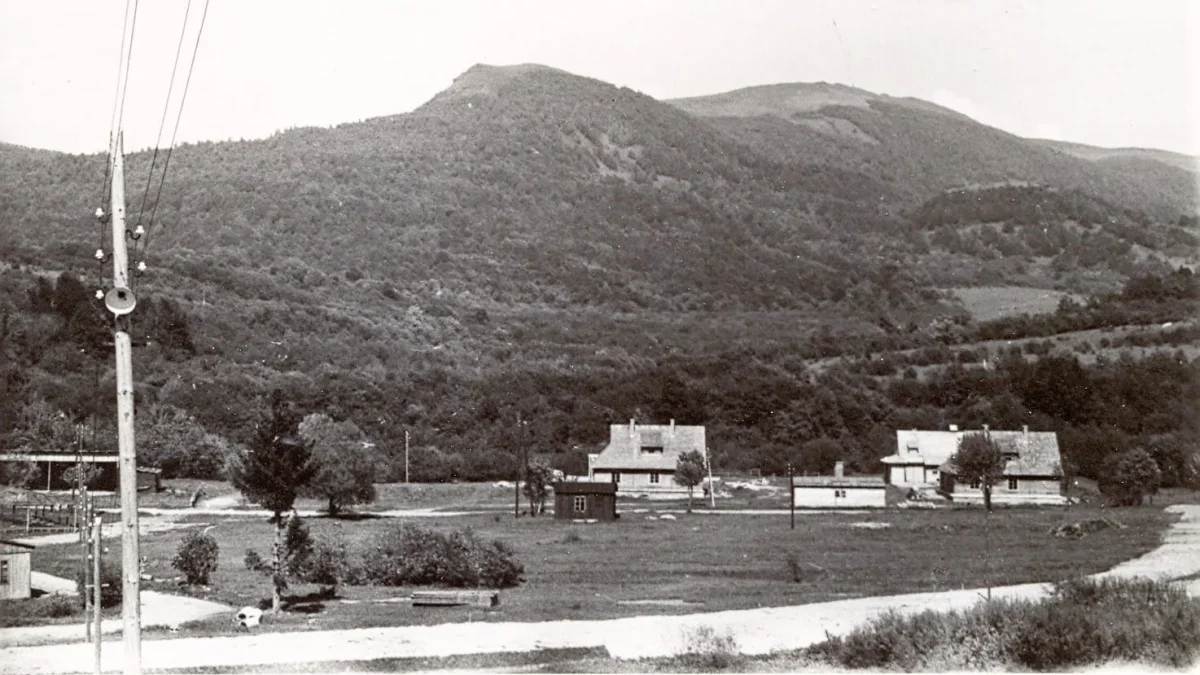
[804,576,1200,671]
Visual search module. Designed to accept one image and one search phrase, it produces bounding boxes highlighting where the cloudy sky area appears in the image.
[1,0,1197,156]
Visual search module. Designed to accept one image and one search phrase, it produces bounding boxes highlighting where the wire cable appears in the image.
[114,0,140,146]
[144,0,210,250]
[135,0,194,230]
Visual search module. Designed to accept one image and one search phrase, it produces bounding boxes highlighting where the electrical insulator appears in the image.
[95,290,104,300]
[133,225,145,236]
[94,249,105,260]
[137,261,147,272]
[95,208,105,220]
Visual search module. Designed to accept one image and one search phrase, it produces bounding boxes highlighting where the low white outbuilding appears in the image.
[792,462,887,508]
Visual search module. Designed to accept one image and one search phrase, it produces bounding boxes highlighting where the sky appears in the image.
[1,0,1198,156]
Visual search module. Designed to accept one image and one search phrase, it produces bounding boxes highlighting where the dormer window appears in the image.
[906,441,919,454]
[641,445,664,454]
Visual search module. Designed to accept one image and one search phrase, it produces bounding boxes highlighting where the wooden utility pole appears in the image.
[92,515,103,675]
[404,430,410,484]
[705,444,715,509]
[513,413,522,518]
[106,132,141,674]
[788,463,795,530]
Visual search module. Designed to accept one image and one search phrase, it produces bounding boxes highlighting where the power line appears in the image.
[143,0,210,259]
[115,0,141,146]
[106,0,133,164]
[135,0,194,231]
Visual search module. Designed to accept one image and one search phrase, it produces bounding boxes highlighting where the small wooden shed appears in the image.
[552,481,617,522]
[0,539,35,600]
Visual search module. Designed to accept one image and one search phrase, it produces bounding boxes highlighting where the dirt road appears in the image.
[2,505,1197,673]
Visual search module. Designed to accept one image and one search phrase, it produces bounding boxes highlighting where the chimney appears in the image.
[629,418,636,438]
[670,419,676,436]
[1022,424,1029,435]
[834,461,845,478]
[948,424,958,432]
[982,424,990,436]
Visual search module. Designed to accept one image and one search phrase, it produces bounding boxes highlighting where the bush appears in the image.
[805,577,1200,671]
[172,531,219,586]
[675,625,744,670]
[0,595,81,627]
[1012,577,1200,670]
[76,555,122,608]
[293,537,349,589]
[358,523,523,588]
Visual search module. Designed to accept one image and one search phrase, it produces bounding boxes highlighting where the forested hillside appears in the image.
[0,64,1197,489]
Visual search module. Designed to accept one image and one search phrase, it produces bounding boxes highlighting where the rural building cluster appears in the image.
[542,419,1066,516]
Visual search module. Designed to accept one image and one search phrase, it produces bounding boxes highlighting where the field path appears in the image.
[2,505,1198,673]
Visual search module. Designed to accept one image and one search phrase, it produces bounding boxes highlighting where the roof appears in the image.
[886,429,1063,478]
[881,430,960,468]
[590,423,705,471]
[0,539,36,554]
[940,431,1063,477]
[792,475,886,488]
[552,481,617,495]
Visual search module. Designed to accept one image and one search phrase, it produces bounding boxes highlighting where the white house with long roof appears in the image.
[883,425,1066,505]
[588,420,706,496]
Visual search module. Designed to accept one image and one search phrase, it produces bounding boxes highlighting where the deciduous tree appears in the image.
[953,433,1006,512]
[676,449,706,513]
[1100,448,1162,506]
[297,413,377,516]
[522,463,554,516]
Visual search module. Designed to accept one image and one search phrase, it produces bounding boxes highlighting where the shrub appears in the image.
[675,625,743,670]
[805,577,1200,671]
[293,537,349,589]
[172,531,219,586]
[0,595,81,627]
[1012,577,1200,670]
[76,555,122,608]
[359,523,523,588]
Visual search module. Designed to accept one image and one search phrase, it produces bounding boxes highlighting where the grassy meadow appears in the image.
[26,504,1176,638]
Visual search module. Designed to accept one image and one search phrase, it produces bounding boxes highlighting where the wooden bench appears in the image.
[411,590,500,608]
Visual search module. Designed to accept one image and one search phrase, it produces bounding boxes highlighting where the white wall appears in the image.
[591,470,675,487]
[793,487,887,508]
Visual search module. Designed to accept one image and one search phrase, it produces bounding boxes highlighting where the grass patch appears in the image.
[25,506,1176,637]
[0,594,82,627]
[949,286,1077,322]
[799,576,1200,671]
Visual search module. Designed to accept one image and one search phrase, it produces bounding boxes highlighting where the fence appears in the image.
[0,494,119,535]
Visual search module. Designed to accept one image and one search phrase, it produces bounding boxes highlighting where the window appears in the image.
[573,496,587,513]
[834,489,846,498]
[0,560,8,585]
[640,445,664,454]
[611,472,621,484]
[1008,477,1018,490]
[649,472,660,484]
[969,478,982,489]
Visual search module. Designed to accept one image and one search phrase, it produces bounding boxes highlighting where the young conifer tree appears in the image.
[230,391,318,612]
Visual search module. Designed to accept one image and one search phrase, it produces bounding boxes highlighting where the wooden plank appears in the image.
[411,590,499,608]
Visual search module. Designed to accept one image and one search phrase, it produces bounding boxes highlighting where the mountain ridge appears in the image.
[0,62,1197,485]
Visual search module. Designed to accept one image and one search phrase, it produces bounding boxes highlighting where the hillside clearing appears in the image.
[949,286,1079,321]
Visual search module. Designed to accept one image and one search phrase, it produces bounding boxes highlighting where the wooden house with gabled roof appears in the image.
[883,425,1065,505]
[588,419,706,496]
[938,427,1066,505]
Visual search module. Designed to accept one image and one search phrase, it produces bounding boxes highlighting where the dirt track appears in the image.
[2,505,1197,673]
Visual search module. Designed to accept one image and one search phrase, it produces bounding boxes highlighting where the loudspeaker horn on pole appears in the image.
[104,287,137,315]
